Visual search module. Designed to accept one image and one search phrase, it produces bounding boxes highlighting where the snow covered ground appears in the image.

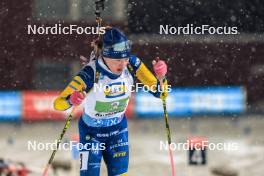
[0,115,263,176]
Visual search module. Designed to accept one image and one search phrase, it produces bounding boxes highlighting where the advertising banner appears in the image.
[135,87,246,117]
[22,91,83,120]
[0,91,21,121]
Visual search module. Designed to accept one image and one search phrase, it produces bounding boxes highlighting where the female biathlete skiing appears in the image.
[54,27,168,176]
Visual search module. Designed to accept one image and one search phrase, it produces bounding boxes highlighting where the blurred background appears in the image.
[0,0,264,176]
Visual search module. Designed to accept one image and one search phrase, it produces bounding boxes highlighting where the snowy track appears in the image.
[0,116,264,176]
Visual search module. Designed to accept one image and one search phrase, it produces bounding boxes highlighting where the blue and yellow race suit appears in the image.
[54,55,168,176]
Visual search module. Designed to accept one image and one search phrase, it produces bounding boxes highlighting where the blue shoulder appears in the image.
[77,65,94,91]
[129,55,142,71]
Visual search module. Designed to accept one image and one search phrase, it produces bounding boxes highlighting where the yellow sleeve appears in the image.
[135,62,168,99]
[54,76,86,111]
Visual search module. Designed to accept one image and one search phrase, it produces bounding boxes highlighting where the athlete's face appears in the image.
[104,57,129,74]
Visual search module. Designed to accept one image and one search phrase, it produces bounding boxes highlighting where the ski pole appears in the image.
[42,106,77,176]
[161,97,175,176]
[154,57,175,175]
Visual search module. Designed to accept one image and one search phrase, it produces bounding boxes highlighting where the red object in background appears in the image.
[125,93,134,118]
[71,134,80,142]
[187,136,208,150]
[22,91,83,121]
